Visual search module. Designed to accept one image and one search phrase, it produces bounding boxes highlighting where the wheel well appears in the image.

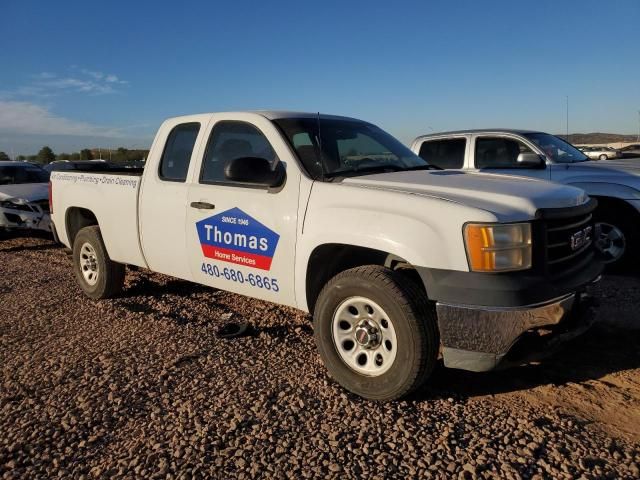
[592,196,640,227]
[305,244,424,314]
[66,207,98,246]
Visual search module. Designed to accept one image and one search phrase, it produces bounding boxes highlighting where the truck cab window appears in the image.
[418,138,466,169]
[159,122,200,182]
[475,137,533,169]
[200,121,279,184]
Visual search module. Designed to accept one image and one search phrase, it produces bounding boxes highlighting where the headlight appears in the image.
[464,223,532,272]
[0,200,33,212]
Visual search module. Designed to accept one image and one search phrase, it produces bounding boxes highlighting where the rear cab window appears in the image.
[418,138,466,169]
[159,122,201,182]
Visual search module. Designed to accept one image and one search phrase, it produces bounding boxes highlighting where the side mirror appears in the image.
[224,157,285,187]
[516,152,546,168]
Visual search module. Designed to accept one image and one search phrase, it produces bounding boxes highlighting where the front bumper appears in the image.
[0,207,51,232]
[436,290,597,372]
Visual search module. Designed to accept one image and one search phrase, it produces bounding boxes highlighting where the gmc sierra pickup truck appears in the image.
[50,112,603,400]
[411,130,640,268]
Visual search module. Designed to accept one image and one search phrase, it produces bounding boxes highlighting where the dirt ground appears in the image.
[1,233,639,479]
[440,277,640,442]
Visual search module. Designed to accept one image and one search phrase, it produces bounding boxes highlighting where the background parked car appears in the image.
[0,161,51,234]
[578,146,621,160]
[619,144,640,159]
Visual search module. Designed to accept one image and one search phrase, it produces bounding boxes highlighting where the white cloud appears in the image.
[0,101,122,137]
[40,76,117,94]
[80,68,104,80]
[4,68,129,99]
[78,68,127,85]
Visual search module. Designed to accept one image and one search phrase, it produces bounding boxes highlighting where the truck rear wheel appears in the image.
[73,226,125,299]
[313,265,438,401]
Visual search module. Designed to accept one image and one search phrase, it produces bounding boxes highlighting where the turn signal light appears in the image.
[464,223,532,272]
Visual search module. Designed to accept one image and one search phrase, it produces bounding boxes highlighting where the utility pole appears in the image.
[637,110,640,142]
[566,95,569,142]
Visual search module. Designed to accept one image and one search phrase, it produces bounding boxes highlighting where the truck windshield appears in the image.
[523,133,589,163]
[273,117,432,179]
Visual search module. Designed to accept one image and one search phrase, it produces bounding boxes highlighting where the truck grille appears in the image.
[536,200,597,277]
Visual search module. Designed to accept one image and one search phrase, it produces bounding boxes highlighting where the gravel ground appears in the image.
[1,233,639,479]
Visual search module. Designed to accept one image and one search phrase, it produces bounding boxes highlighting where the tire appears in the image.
[593,206,639,270]
[599,154,608,161]
[72,226,125,299]
[313,265,439,401]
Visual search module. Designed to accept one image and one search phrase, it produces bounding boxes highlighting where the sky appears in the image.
[1,0,639,155]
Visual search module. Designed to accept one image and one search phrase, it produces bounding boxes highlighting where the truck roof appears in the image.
[416,128,543,140]
[257,111,364,122]
[167,111,366,123]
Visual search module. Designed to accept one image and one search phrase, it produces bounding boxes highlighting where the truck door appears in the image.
[185,114,300,308]
[139,118,209,280]
[469,135,551,180]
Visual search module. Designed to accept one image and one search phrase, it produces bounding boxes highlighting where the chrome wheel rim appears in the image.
[80,242,99,285]
[599,154,607,161]
[331,296,397,376]
[595,222,625,263]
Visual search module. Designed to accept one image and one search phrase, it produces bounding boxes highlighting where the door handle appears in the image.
[190,201,215,210]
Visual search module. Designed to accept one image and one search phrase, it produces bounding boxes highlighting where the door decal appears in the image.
[196,207,280,271]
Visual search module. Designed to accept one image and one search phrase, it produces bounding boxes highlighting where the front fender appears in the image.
[295,183,497,310]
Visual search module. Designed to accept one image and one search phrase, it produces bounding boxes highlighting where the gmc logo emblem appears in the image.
[570,226,593,251]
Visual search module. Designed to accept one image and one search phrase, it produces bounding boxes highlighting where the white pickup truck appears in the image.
[411,130,640,268]
[50,112,603,400]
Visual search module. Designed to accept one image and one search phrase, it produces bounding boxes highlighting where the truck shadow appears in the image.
[0,242,60,253]
[414,325,640,401]
[121,276,211,299]
[116,275,239,326]
[0,230,62,253]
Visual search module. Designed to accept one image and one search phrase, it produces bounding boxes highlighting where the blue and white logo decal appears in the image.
[196,207,280,271]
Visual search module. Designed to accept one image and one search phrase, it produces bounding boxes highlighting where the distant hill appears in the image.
[556,133,639,145]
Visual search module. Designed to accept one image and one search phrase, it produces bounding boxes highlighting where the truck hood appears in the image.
[560,159,640,178]
[0,183,49,202]
[342,170,588,220]
[555,160,640,197]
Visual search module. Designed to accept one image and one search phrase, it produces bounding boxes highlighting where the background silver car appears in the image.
[577,146,622,160]
[0,162,51,233]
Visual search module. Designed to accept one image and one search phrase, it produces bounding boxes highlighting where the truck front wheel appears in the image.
[313,265,438,401]
[72,226,125,299]
[593,205,639,269]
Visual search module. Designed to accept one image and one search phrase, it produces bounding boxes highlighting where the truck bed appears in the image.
[50,171,147,268]
[64,166,145,175]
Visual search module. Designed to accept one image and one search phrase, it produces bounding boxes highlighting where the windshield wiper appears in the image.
[323,165,404,178]
[323,163,443,179]
[403,164,442,171]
